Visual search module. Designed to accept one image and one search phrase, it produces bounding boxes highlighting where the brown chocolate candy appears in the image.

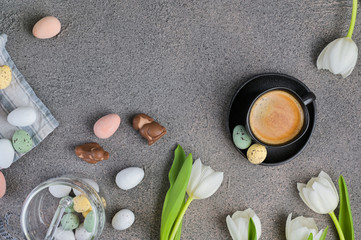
[133,114,167,145]
[75,142,109,164]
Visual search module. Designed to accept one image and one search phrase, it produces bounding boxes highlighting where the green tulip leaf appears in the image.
[338,176,355,240]
[160,145,193,240]
[248,218,257,240]
[319,226,328,240]
[307,233,313,240]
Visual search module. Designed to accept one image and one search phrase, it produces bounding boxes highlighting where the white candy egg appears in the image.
[54,227,75,240]
[7,107,37,127]
[48,185,71,198]
[0,139,14,169]
[112,209,135,230]
[73,178,99,196]
[115,167,144,190]
[75,223,92,240]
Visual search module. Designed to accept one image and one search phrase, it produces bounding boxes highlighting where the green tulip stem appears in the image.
[329,211,345,240]
[169,197,194,240]
[347,0,357,38]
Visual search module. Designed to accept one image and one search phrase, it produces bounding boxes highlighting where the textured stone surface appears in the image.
[0,0,360,239]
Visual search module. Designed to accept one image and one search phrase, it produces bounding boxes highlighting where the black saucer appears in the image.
[227,73,317,166]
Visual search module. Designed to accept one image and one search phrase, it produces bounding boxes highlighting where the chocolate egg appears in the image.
[232,125,252,150]
[0,139,14,169]
[32,16,61,39]
[12,130,33,153]
[93,114,121,139]
[0,172,6,198]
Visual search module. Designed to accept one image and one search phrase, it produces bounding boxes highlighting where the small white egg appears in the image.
[112,209,135,230]
[48,185,71,198]
[75,223,92,240]
[54,227,75,240]
[115,167,144,190]
[0,139,14,169]
[73,178,99,196]
[7,107,37,127]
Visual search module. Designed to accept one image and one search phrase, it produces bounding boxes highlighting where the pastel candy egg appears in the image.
[115,167,144,190]
[0,139,14,169]
[48,185,72,198]
[7,107,37,127]
[61,213,80,230]
[93,113,121,139]
[0,172,6,198]
[112,209,135,230]
[54,227,75,240]
[75,224,92,240]
[232,125,252,150]
[0,65,12,89]
[84,211,95,232]
[73,178,99,196]
[73,195,91,213]
[12,130,33,153]
[32,16,61,39]
[247,144,267,164]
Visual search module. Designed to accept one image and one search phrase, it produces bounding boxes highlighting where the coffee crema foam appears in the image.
[249,90,304,145]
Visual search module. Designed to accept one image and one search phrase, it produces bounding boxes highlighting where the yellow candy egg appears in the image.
[73,195,91,213]
[247,144,267,164]
[0,65,12,90]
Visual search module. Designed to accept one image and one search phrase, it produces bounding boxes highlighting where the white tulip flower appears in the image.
[226,208,262,240]
[316,37,358,78]
[186,159,223,199]
[286,213,324,240]
[297,171,339,214]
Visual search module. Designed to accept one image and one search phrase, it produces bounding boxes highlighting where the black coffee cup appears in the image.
[245,87,316,148]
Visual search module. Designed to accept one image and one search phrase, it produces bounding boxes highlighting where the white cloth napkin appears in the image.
[0,33,58,164]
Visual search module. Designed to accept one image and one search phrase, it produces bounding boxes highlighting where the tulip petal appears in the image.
[191,171,223,199]
[226,215,241,240]
[286,213,292,239]
[187,159,202,196]
[319,171,338,197]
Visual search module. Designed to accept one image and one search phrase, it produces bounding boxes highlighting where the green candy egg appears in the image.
[232,125,252,150]
[84,211,95,232]
[12,130,33,153]
[61,213,79,230]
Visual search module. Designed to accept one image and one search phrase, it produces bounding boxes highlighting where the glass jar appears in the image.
[20,176,106,240]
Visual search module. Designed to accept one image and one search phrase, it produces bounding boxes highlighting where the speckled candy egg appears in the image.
[232,125,252,150]
[112,209,135,230]
[73,195,91,213]
[48,185,72,198]
[115,167,144,190]
[61,213,79,230]
[84,211,95,232]
[93,113,121,139]
[0,172,6,198]
[12,130,33,153]
[0,65,12,89]
[247,144,267,164]
[0,139,14,169]
[32,16,61,39]
[54,227,75,240]
[75,223,92,240]
[7,107,37,127]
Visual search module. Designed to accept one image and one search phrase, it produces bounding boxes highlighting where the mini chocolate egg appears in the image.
[232,125,252,150]
[7,107,37,127]
[115,167,144,190]
[0,172,6,198]
[0,139,14,169]
[75,224,92,240]
[32,16,61,39]
[73,195,91,213]
[49,185,72,198]
[84,211,95,232]
[54,227,75,240]
[112,209,135,230]
[0,65,12,89]
[93,114,121,139]
[247,144,267,164]
[61,213,79,230]
[12,130,33,153]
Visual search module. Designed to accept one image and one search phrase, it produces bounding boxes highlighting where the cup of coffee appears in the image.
[246,87,315,147]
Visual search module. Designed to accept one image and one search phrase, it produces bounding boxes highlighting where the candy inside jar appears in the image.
[20,176,106,240]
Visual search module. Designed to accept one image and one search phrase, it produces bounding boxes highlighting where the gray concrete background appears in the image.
[1,0,360,239]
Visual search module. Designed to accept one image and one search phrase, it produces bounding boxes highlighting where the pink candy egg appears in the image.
[93,114,121,139]
[32,16,61,39]
[0,171,6,198]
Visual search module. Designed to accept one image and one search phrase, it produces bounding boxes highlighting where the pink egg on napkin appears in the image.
[0,171,6,198]
[93,114,121,139]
